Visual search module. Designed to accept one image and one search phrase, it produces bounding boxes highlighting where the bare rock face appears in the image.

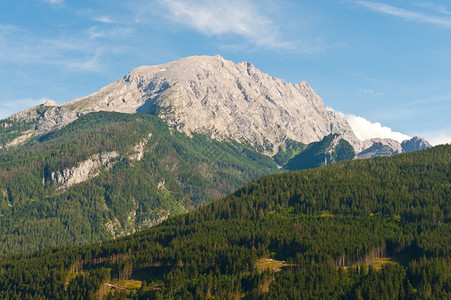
[35,106,79,132]
[9,101,78,132]
[402,136,432,153]
[51,151,121,190]
[50,136,151,190]
[64,55,361,153]
[357,138,403,159]
[3,101,79,148]
[357,136,431,159]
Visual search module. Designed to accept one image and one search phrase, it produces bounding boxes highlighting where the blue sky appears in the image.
[1,0,450,145]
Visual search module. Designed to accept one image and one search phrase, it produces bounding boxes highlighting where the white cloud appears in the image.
[418,129,451,146]
[355,1,451,28]
[58,48,103,72]
[158,0,293,50]
[0,98,50,120]
[327,107,411,142]
[344,114,411,142]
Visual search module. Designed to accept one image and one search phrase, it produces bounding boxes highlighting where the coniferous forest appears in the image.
[0,112,278,255]
[0,143,449,299]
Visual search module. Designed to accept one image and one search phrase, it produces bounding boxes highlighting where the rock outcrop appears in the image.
[10,100,78,131]
[358,138,403,159]
[51,151,121,190]
[3,101,80,147]
[357,136,432,159]
[50,136,152,190]
[402,136,432,152]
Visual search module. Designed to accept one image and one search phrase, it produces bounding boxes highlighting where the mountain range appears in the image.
[1,55,430,156]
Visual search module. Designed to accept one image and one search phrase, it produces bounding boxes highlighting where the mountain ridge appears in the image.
[1,55,430,156]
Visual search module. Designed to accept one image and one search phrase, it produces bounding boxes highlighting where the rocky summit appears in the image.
[64,55,361,153]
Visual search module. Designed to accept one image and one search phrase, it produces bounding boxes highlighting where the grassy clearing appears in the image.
[368,257,395,270]
[256,258,286,273]
[342,257,396,272]
[101,279,143,298]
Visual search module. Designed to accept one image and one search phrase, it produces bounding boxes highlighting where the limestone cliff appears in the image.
[64,55,361,153]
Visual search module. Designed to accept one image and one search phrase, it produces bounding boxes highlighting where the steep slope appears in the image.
[0,111,278,255]
[357,138,404,159]
[402,136,432,152]
[358,136,432,159]
[0,145,449,299]
[0,100,79,148]
[285,133,355,170]
[63,55,361,153]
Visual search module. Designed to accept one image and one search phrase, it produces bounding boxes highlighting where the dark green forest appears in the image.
[285,133,355,170]
[0,112,278,255]
[0,144,449,299]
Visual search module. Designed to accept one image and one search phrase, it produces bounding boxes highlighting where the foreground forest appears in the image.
[0,144,449,299]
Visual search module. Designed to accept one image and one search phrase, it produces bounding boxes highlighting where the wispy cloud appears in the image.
[43,0,64,5]
[87,26,135,40]
[359,88,383,96]
[355,1,451,28]
[158,0,295,50]
[0,22,104,72]
[415,3,451,16]
[94,16,115,24]
[57,48,103,72]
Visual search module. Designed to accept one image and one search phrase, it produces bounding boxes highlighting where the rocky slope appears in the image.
[358,136,432,159]
[63,55,361,153]
[0,100,79,148]
[402,136,432,152]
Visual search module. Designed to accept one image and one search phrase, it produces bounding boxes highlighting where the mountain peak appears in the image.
[128,54,227,77]
[43,100,58,107]
[62,55,360,153]
[402,136,432,152]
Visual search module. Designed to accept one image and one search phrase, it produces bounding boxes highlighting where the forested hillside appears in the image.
[284,133,355,170]
[0,111,278,255]
[0,145,449,299]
